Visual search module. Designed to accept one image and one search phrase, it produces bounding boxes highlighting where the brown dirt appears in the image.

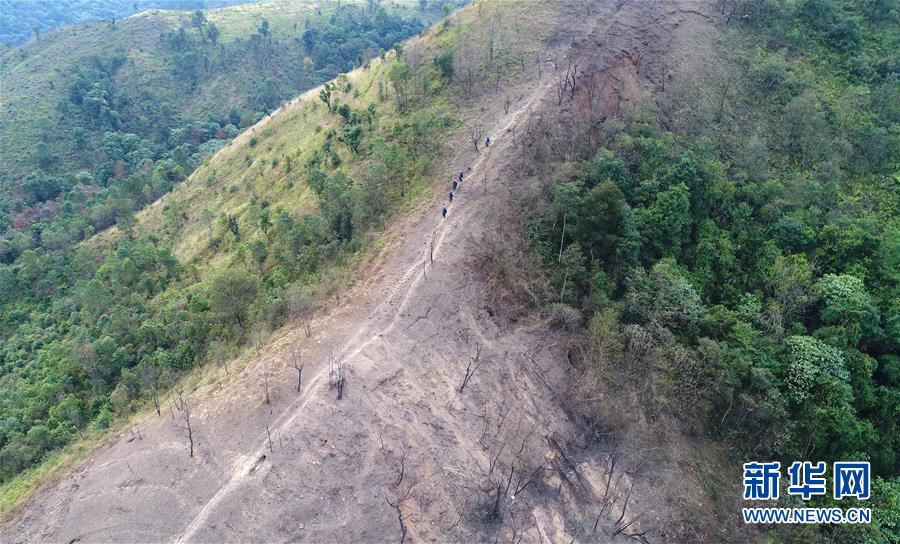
[1,1,721,542]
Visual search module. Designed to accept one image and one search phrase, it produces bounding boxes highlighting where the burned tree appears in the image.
[566,57,578,98]
[173,392,194,458]
[254,325,271,405]
[290,345,304,392]
[385,483,416,544]
[458,341,484,393]
[554,57,580,106]
[555,75,566,106]
[395,447,407,486]
[328,350,346,400]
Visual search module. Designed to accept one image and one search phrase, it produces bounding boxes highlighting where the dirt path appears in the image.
[172,74,546,542]
[2,2,717,542]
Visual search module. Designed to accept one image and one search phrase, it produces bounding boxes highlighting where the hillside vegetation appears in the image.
[0,0,552,502]
[518,0,899,541]
[2,0,899,541]
[0,0,456,254]
[0,0,462,489]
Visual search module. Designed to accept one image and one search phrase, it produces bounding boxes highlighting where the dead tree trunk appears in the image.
[470,121,484,151]
[174,392,194,458]
[566,58,578,98]
[291,346,304,392]
[386,484,415,544]
[329,351,346,400]
[458,341,484,393]
[263,358,271,404]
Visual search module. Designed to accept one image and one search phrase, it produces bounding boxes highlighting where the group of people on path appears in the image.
[442,135,489,219]
[442,169,464,218]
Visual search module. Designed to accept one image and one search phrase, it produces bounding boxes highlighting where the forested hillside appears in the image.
[0,0,462,491]
[0,0,456,254]
[1,0,898,540]
[0,0,244,46]
[522,0,899,540]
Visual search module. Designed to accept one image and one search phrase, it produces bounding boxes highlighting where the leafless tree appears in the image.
[514,466,539,495]
[554,58,579,106]
[328,350,346,400]
[385,484,415,544]
[173,392,194,457]
[504,95,511,114]
[555,76,566,106]
[253,326,271,405]
[488,437,506,476]
[566,57,579,98]
[395,447,407,486]
[458,341,484,393]
[470,121,484,151]
[290,345,304,392]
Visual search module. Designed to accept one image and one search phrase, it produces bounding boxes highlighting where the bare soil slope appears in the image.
[2,1,719,542]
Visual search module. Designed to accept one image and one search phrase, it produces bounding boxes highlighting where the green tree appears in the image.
[206,22,220,44]
[576,180,636,269]
[642,183,692,259]
[551,182,581,263]
[249,239,268,275]
[208,269,259,333]
[815,274,882,348]
[387,61,411,111]
[433,50,453,79]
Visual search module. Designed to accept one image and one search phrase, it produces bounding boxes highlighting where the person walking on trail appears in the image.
[485,136,491,147]
[452,179,458,191]
[448,191,454,202]
[459,171,464,182]
[442,207,448,218]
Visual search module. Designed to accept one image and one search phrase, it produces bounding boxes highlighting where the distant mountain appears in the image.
[0,0,247,46]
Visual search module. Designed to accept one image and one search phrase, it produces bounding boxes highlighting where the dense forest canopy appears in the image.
[523,0,898,540]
